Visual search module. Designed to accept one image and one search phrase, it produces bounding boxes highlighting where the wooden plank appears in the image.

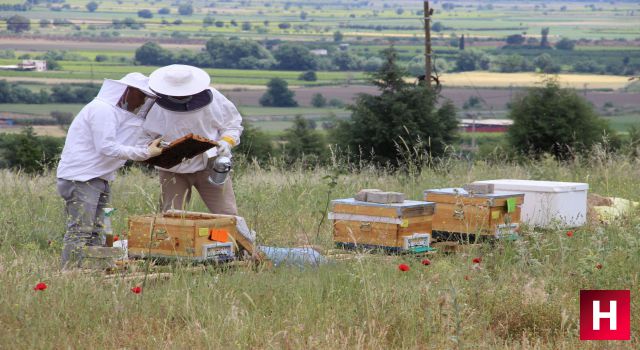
[332,203,400,218]
[432,203,492,235]
[333,221,399,247]
[425,193,495,206]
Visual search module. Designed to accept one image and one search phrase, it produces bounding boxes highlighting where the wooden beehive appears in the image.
[424,188,524,238]
[330,198,435,252]
[128,212,248,262]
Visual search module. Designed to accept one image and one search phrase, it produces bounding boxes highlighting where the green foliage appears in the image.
[0,127,63,173]
[134,42,173,66]
[455,50,491,72]
[281,116,326,164]
[333,30,343,42]
[259,78,298,107]
[332,47,459,166]
[158,7,170,15]
[137,9,153,19]
[311,93,327,108]
[505,34,526,46]
[298,71,317,81]
[555,38,576,51]
[205,36,274,69]
[86,1,98,12]
[274,44,317,71]
[49,84,100,103]
[235,121,273,164]
[202,16,214,27]
[332,52,361,71]
[492,54,531,73]
[178,4,194,16]
[508,79,613,159]
[51,111,74,125]
[7,15,30,33]
[0,80,47,104]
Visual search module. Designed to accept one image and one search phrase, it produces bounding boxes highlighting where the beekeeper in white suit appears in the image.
[57,73,163,269]
[142,64,242,215]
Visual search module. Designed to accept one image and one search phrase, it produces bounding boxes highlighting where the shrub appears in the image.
[298,71,317,81]
[311,93,327,108]
[259,78,298,107]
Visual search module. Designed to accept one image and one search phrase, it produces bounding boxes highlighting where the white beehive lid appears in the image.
[475,179,588,193]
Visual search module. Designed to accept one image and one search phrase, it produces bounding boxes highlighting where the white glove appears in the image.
[147,138,163,158]
[217,140,232,157]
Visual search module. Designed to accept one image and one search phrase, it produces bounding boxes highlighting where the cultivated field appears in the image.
[1,155,640,348]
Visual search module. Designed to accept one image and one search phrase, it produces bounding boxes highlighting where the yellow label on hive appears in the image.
[491,210,500,220]
[198,227,209,237]
[401,219,409,228]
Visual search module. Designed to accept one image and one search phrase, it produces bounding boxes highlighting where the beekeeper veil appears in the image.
[105,72,157,119]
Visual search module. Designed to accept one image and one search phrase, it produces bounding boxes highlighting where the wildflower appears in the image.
[398,264,410,272]
[566,231,574,237]
[33,282,47,291]
[596,263,603,270]
[472,257,482,264]
[421,259,431,266]
[131,286,142,294]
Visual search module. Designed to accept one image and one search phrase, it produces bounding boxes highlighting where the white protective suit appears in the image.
[142,87,243,173]
[56,79,154,182]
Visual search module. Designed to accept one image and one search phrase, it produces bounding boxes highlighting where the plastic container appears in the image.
[473,179,588,228]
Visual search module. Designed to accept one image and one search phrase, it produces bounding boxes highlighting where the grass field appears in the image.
[1,155,640,348]
[439,72,633,90]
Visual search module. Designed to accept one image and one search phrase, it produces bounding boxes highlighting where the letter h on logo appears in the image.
[580,290,630,341]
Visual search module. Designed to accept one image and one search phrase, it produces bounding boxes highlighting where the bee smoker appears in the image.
[207,156,232,185]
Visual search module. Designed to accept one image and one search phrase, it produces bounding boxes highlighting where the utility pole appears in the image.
[423,1,432,89]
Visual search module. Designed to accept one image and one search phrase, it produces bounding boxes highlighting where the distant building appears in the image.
[460,119,513,133]
[310,49,328,56]
[0,59,47,72]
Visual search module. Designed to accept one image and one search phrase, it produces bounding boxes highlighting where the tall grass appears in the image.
[1,154,639,348]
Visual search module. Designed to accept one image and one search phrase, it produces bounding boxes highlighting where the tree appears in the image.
[540,27,550,48]
[135,42,173,66]
[311,93,327,107]
[235,121,273,164]
[432,22,444,32]
[455,50,490,71]
[178,4,193,16]
[274,44,317,70]
[459,34,465,50]
[331,47,459,166]
[202,16,214,27]
[214,21,224,28]
[505,34,526,46]
[205,36,274,69]
[533,53,559,73]
[86,1,98,12]
[299,11,308,20]
[241,21,251,31]
[158,7,170,15]
[0,127,62,173]
[555,38,575,50]
[7,15,30,33]
[508,78,612,160]
[332,52,361,71]
[298,71,317,81]
[39,19,51,28]
[137,9,153,19]
[333,30,343,42]
[259,78,298,107]
[278,22,291,30]
[281,116,326,164]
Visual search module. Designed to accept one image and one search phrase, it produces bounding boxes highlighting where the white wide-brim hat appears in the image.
[149,64,211,97]
[109,72,156,97]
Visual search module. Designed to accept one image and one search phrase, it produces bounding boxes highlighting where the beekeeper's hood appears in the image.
[96,72,157,118]
[149,64,213,112]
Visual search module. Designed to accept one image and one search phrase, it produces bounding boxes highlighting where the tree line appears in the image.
[0,81,99,104]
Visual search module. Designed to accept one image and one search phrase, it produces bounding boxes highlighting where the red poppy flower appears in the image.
[472,257,482,264]
[34,282,47,291]
[131,286,142,294]
[464,275,470,281]
[398,264,410,272]
[566,231,574,237]
[596,263,603,270]
[421,259,431,266]
[113,235,119,242]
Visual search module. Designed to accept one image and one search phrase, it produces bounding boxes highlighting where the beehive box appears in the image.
[329,198,435,252]
[424,188,524,238]
[128,212,241,262]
